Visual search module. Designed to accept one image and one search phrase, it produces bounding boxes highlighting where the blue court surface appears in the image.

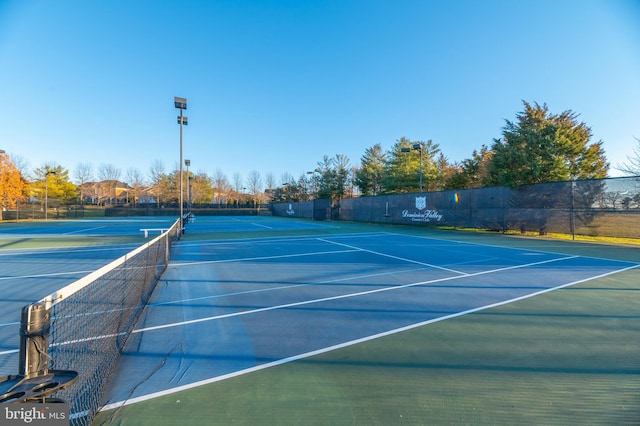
[94,217,638,410]
[0,216,338,378]
[0,218,177,238]
[0,217,177,376]
[1,216,638,423]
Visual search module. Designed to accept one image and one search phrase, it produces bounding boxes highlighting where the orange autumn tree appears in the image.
[0,152,27,218]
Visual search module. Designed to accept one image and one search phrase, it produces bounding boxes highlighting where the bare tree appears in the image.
[96,164,121,205]
[98,163,121,181]
[247,170,263,207]
[75,162,94,184]
[148,160,165,207]
[149,160,165,185]
[8,154,30,177]
[264,172,276,202]
[212,169,231,206]
[126,167,144,186]
[233,172,243,204]
[265,172,275,192]
[75,162,94,205]
[617,136,640,176]
[126,167,145,206]
[280,172,293,185]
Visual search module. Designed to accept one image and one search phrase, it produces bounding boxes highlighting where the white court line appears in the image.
[174,232,391,248]
[151,266,431,307]
[393,231,638,265]
[134,255,579,333]
[62,226,106,235]
[169,249,359,267]
[0,245,138,257]
[251,222,273,230]
[101,261,640,411]
[318,237,467,275]
[0,270,94,281]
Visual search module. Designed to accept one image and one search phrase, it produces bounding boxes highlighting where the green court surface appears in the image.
[91,220,640,426]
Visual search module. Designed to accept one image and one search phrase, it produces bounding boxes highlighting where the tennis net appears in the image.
[19,218,182,425]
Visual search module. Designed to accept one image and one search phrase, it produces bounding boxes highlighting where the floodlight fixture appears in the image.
[174,97,187,110]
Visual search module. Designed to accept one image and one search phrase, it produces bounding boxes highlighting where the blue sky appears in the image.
[1,0,639,186]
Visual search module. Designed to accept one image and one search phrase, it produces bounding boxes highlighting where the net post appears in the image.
[18,302,50,376]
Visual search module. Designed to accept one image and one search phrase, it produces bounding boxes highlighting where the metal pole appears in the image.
[185,160,191,213]
[45,176,48,220]
[179,108,184,234]
[419,147,423,193]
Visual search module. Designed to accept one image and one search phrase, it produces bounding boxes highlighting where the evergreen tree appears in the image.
[355,144,386,196]
[445,145,493,189]
[316,154,351,203]
[31,164,78,207]
[381,137,440,193]
[487,101,608,187]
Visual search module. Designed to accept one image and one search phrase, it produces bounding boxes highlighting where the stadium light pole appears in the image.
[44,169,56,220]
[174,97,188,233]
[185,159,191,213]
[401,143,424,193]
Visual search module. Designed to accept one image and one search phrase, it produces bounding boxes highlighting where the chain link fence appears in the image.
[274,177,640,239]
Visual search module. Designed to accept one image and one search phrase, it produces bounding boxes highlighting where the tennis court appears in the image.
[1,216,639,424]
[95,216,639,425]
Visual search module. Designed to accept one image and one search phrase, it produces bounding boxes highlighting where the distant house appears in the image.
[78,180,158,205]
[78,180,132,205]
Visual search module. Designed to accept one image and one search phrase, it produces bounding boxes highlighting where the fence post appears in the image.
[570,181,575,240]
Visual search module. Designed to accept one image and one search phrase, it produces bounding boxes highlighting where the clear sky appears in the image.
[1,0,639,186]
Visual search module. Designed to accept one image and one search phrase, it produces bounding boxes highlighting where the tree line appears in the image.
[276,101,615,203]
[2,101,638,214]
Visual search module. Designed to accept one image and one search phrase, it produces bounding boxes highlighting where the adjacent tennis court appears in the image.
[0,218,178,378]
[1,217,639,424]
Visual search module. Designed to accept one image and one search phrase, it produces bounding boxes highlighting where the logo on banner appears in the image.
[401,195,443,223]
[286,203,295,216]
